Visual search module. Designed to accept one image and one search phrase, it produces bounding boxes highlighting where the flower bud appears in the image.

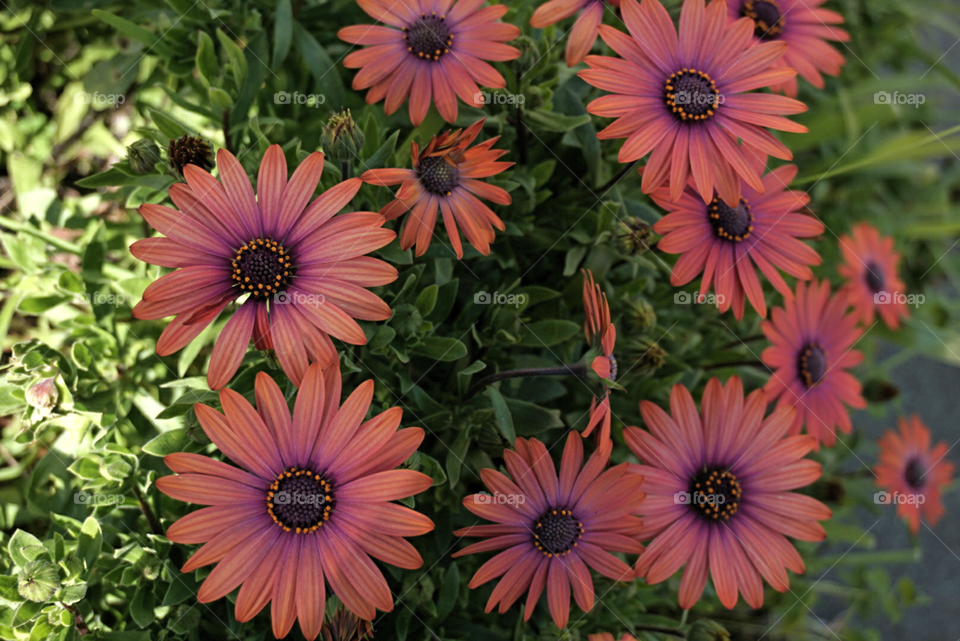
[168,134,213,178]
[26,377,58,418]
[321,109,365,162]
[321,604,373,641]
[615,218,654,255]
[688,620,731,641]
[623,338,667,374]
[626,297,657,334]
[126,138,161,174]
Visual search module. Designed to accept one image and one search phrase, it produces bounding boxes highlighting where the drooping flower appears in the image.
[338,0,520,126]
[875,415,954,535]
[651,150,824,319]
[454,432,645,628]
[131,145,397,390]
[760,280,866,448]
[361,119,513,259]
[579,0,808,206]
[627,377,831,609]
[530,0,621,67]
[157,364,435,639]
[582,269,617,447]
[838,222,910,330]
[724,0,849,97]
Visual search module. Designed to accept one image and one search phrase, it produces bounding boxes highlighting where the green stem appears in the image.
[631,624,685,638]
[0,216,81,254]
[466,363,588,400]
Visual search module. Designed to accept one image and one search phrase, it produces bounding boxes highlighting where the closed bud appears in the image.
[623,338,667,374]
[26,377,58,418]
[615,218,654,255]
[126,138,161,174]
[168,134,213,178]
[688,620,731,641]
[862,378,899,402]
[321,605,373,641]
[626,297,656,334]
[321,109,365,162]
[511,36,539,75]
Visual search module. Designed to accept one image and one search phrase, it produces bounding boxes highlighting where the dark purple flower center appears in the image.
[664,69,720,122]
[904,458,926,490]
[608,354,618,382]
[403,13,453,61]
[267,467,335,534]
[232,237,294,297]
[418,155,460,195]
[742,0,785,39]
[798,343,827,387]
[690,467,742,521]
[533,508,583,556]
[864,261,885,293]
[709,197,754,242]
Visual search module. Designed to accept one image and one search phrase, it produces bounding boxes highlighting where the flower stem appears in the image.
[597,159,641,193]
[341,159,351,179]
[132,484,163,536]
[62,603,89,636]
[632,624,685,638]
[466,363,588,400]
[516,105,528,165]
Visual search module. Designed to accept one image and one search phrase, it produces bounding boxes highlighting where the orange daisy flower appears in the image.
[361,118,513,259]
[875,415,954,535]
[582,269,617,448]
[339,0,520,126]
[838,222,910,330]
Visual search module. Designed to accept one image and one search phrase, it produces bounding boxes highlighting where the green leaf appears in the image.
[9,530,47,568]
[149,109,192,139]
[410,337,467,362]
[216,30,248,89]
[485,387,516,444]
[445,432,470,488]
[457,359,486,394]
[415,284,439,317]
[506,398,565,433]
[130,584,156,628]
[362,130,400,170]
[292,22,345,109]
[273,0,293,68]
[436,562,459,620]
[58,582,87,605]
[518,320,580,347]
[92,11,174,58]
[415,453,447,487]
[76,517,102,571]
[141,429,190,457]
[524,109,591,132]
[208,87,233,109]
[195,31,218,88]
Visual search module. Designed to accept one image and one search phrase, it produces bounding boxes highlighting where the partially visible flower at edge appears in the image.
[530,0,622,67]
[582,269,617,448]
[837,222,910,330]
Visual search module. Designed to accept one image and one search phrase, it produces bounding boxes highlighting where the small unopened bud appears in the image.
[18,560,60,603]
[168,134,213,178]
[321,109,366,162]
[126,138,161,174]
[511,36,539,75]
[615,218,654,255]
[688,620,731,641]
[321,604,374,641]
[862,378,899,402]
[623,338,667,374]
[626,297,657,334]
[26,377,58,417]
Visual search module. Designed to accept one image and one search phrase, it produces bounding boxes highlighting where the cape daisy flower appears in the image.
[530,0,621,67]
[626,377,831,609]
[582,269,617,447]
[338,0,520,126]
[579,0,808,207]
[361,118,513,259]
[157,363,435,639]
[454,433,645,628]
[761,280,866,448]
[838,222,910,330]
[875,415,954,534]
[131,146,397,390]
[725,0,849,97]
[651,151,824,319]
